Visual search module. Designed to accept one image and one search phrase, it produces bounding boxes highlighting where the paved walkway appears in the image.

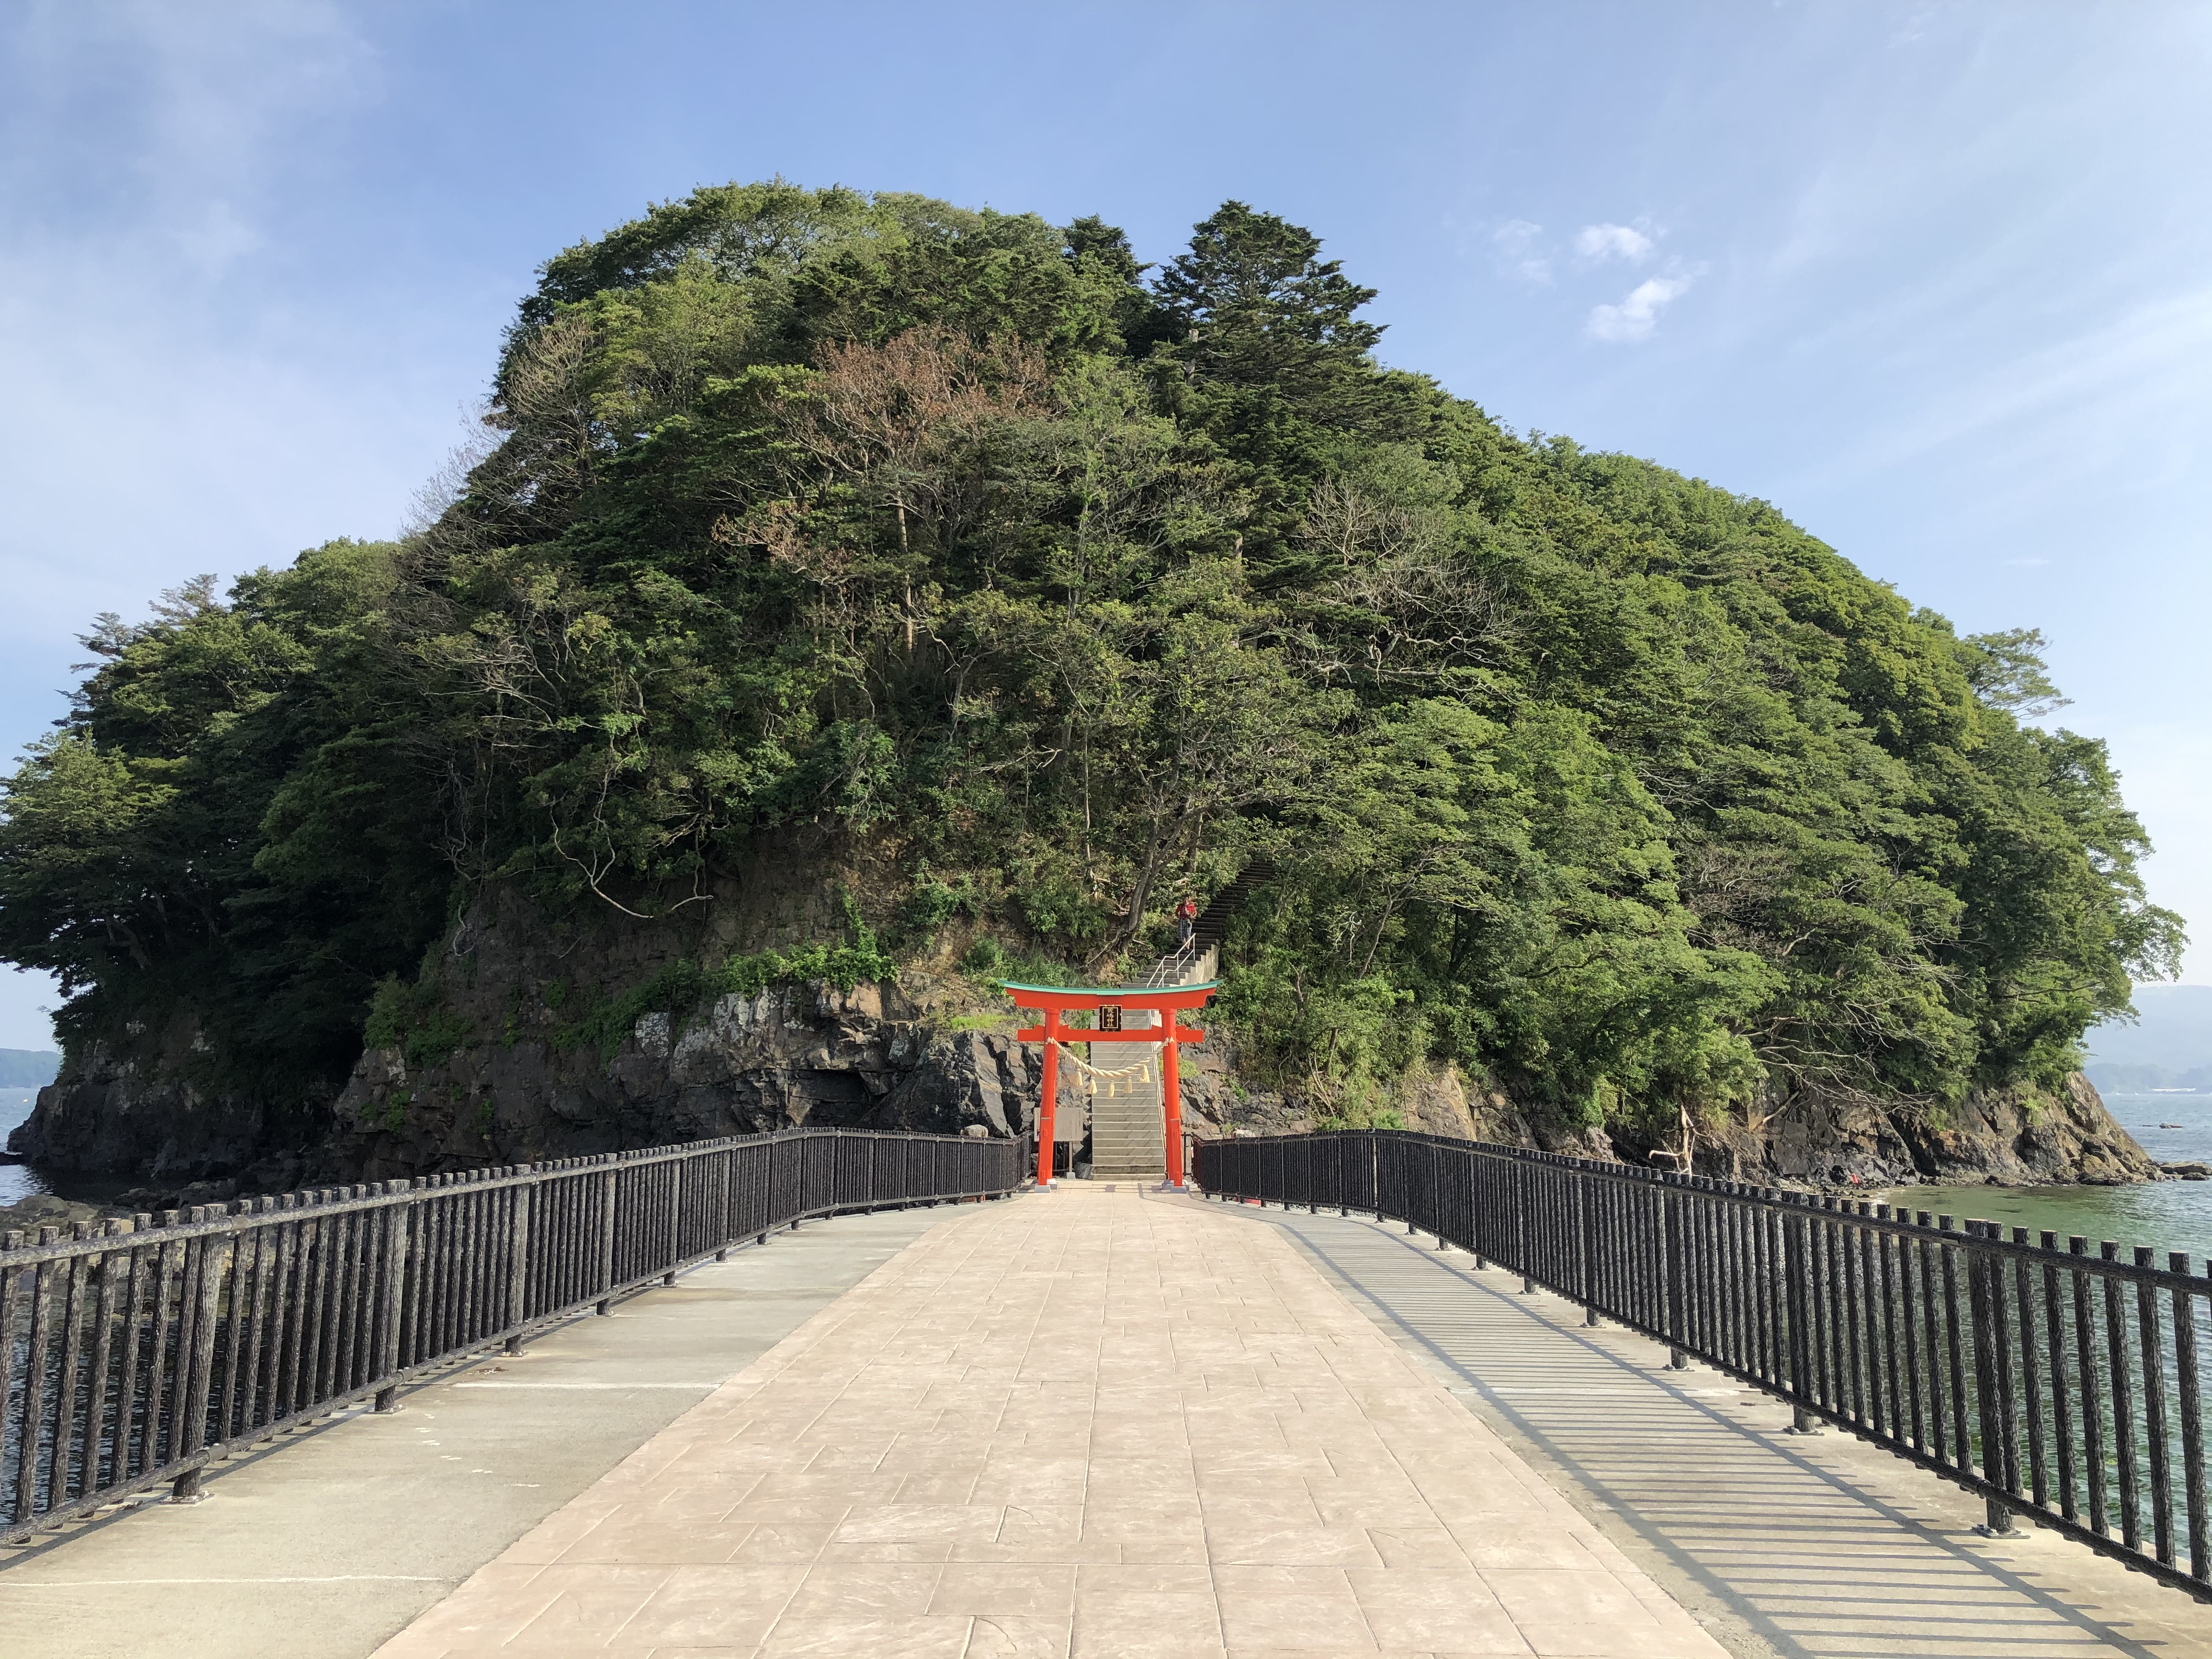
[373,1186,1729,1658]
[1237,1202,2212,1659]
[0,1206,962,1659]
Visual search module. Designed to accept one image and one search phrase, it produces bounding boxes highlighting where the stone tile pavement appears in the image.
[373,1186,1728,1658]
[1235,1202,2212,1659]
[0,1205,966,1659]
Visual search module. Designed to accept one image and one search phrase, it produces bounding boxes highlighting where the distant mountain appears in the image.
[2085,1062,2212,1094]
[2085,985,2212,1076]
[0,1049,59,1087]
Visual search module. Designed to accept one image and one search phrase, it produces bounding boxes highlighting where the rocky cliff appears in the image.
[1177,1058,2161,1189]
[324,975,1051,1183]
[1749,1072,2160,1187]
[5,1014,322,1193]
[7,868,2168,1201]
[8,866,1071,1195]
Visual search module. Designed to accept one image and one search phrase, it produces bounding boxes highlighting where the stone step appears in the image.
[1089,1053,1163,1176]
[1190,855,1277,949]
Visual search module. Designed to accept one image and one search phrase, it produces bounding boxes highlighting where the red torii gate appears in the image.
[1005,980,1219,1190]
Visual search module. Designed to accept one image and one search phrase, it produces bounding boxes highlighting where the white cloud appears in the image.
[1792,286,2212,492]
[1586,274,1694,342]
[4,2,379,232]
[1574,222,1655,263]
[0,2,462,713]
[1492,219,1551,283]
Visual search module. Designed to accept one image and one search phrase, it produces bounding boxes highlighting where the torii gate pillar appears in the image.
[1005,980,1218,1189]
[1035,1006,1062,1187]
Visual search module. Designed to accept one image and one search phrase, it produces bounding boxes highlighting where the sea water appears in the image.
[1886,1092,2212,1263]
[0,1090,49,1206]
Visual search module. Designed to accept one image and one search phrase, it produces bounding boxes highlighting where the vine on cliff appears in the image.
[551,901,896,1059]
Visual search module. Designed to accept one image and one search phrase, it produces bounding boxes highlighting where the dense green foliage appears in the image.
[0,181,2180,1139]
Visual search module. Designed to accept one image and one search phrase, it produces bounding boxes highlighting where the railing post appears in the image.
[374,1188,409,1411]
[662,1159,682,1286]
[1579,1177,1600,1327]
[2133,1245,2177,1568]
[503,1183,533,1355]
[1432,1144,1446,1248]
[595,1164,618,1314]
[2169,1249,2207,1584]
[1967,1222,2017,1535]
[1782,1204,1821,1434]
[169,1230,227,1503]
[1513,1159,1531,1291]
[1664,1183,1688,1366]
[14,1250,55,1526]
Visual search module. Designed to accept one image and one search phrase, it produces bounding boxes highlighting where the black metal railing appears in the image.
[1,1126,1028,1542]
[1195,1129,2212,1602]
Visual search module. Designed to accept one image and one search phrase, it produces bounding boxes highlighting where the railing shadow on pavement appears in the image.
[1195,1127,2212,1605]
[1,1125,1031,1543]
[1255,1204,2176,1659]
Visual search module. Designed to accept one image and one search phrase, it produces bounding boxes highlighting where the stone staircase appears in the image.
[1188,855,1275,963]
[1086,1025,1166,1181]
[1140,856,1273,988]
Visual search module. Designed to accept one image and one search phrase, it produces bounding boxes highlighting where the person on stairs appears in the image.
[1176,893,1199,950]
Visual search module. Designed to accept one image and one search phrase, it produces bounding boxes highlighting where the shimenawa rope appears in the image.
[1051,1040,1156,1098]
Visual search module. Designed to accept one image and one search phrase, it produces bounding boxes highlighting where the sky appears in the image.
[0,0,2208,1053]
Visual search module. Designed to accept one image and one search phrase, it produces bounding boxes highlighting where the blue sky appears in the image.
[1,1,2208,1051]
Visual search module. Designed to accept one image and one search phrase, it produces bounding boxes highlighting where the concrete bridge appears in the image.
[3,1181,2206,1659]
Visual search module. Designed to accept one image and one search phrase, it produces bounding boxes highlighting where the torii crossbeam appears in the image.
[1003,980,1219,1189]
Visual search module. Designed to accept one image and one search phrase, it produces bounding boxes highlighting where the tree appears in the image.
[1154,201,1384,403]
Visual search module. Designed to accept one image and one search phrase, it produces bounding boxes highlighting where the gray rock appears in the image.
[0,1194,117,1233]
[7,1023,294,1187]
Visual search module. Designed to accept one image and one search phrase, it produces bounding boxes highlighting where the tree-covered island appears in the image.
[0,183,2179,1194]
